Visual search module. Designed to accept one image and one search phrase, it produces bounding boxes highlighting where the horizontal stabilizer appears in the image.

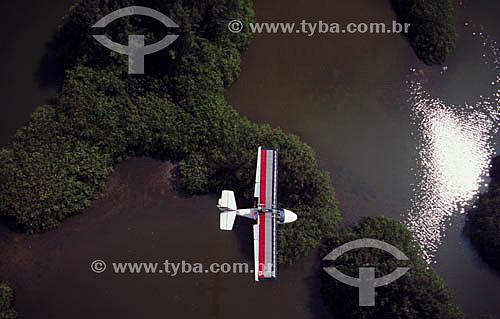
[220,211,236,230]
[218,190,237,211]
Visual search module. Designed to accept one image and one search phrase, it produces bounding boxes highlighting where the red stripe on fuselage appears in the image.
[259,150,267,206]
[258,212,266,278]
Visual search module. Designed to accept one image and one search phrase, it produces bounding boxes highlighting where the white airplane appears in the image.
[217,147,298,281]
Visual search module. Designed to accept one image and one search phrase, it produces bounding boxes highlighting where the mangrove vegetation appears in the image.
[0,1,477,318]
[0,282,17,319]
[464,156,500,273]
[391,0,457,65]
[320,216,465,319]
[0,0,341,266]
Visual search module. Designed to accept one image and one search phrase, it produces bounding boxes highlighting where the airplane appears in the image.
[217,147,298,281]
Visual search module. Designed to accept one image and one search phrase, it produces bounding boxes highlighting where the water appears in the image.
[0,0,74,146]
[227,0,417,224]
[406,80,494,262]
[1,0,500,318]
[227,0,500,316]
[406,0,500,313]
[0,158,328,318]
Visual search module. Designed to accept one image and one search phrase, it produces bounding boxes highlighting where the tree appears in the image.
[391,0,457,65]
[0,282,17,319]
[464,156,500,272]
[320,216,464,319]
[0,0,341,265]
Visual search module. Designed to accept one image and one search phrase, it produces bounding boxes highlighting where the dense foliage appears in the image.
[320,216,464,319]
[464,156,500,272]
[391,0,457,65]
[0,0,341,265]
[0,282,17,319]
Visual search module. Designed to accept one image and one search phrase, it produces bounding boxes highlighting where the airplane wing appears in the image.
[253,147,278,280]
[254,147,278,210]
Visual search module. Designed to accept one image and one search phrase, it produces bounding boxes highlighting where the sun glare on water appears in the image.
[406,22,500,262]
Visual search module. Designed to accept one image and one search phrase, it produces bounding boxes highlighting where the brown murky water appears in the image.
[227,0,500,316]
[0,158,328,319]
[1,0,500,318]
[226,0,417,224]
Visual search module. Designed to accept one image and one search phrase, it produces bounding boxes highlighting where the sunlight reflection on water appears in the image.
[406,23,500,262]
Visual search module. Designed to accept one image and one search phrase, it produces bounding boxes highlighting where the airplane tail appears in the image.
[218,190,237,230]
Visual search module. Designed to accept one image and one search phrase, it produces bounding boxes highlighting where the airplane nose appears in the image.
[283,209,298,223]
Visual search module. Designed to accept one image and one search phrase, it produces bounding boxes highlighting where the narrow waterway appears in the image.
[0,0,499,318]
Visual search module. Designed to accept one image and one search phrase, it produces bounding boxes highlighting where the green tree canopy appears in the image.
[391,0,457,65]
[0,282,17,319]
[464,156,500,272]
[0,0,341,266]
[320,216,464,319]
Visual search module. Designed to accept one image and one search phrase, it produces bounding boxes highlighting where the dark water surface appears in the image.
[227,0,417,224]
[0,158,327,318]
[227,0,500,317]
[1,0,500,318]
[0,0,74,146]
